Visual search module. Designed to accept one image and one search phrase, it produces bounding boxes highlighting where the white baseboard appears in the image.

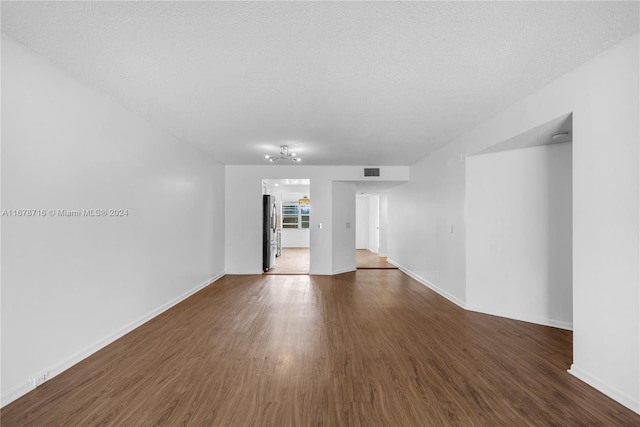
[386,258,466,309]
[333,266,357,275]
[386,259,572,331]
[1,272,225,408]
[465,305,573,331]
[385,259,639,415]
[569,364,640,414]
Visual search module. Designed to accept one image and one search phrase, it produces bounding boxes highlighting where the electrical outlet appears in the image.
[28,372,49,389]
[36,372,48,386]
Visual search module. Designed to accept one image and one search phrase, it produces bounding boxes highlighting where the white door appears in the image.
[355,197,369,249]
[368,194,380,253]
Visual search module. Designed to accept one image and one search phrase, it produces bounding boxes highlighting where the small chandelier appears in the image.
[298,195,310,206]
[265,145,301,163]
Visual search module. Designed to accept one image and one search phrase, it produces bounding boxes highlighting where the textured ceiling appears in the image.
[2,1,638,165]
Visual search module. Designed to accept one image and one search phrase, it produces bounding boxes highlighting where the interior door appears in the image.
[355,197,369,249]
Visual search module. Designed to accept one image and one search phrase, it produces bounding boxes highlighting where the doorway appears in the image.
[262,178,311,274]
[355,192,397,269]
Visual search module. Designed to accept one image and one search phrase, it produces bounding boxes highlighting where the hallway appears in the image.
[355,249,397,269]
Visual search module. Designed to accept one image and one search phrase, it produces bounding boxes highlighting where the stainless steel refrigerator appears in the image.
[262,195,277,272]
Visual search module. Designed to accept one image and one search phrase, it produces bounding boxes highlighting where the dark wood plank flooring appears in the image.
[356,249,397,269]
[2,271,639,426]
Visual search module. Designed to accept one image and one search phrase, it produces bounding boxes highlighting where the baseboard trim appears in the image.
[385,259,638,415]
[1,272,225,408]
[465,305,573,331]
[332,266,357,275]
[568,364,640,414]
[387,259,466,309]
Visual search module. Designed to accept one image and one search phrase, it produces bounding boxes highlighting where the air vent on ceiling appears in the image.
[364,168,380,177]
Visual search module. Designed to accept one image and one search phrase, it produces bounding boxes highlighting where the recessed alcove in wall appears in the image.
[473,113,572,155]
[465,113,573,329]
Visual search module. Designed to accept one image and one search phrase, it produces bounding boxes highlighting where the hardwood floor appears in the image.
[355,249,397,269]
[266,248,397,274]
[3,271,639,426]
[264,247,309,275]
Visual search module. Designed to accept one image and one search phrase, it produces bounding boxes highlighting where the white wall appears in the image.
[368,195,380,253]
[355,194,381,253]
[332,182,356,274]
[225,166,409,275]
[570,35,638,413]
[387,33,639,412]
[466,143,573,329]
[1,37,225,405]
[388,143,467,306]
[355,197,369,249]
[379,193,389,256]
[281,229,310,248]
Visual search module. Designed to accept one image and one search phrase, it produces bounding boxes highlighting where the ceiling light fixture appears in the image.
[298,195,310,206]
[265,145,301,163]
[551,131,571,141]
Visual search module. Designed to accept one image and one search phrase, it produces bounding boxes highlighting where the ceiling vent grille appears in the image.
[364,168,380,177]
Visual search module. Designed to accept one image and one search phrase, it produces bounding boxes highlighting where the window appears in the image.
[282,202,310,229]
